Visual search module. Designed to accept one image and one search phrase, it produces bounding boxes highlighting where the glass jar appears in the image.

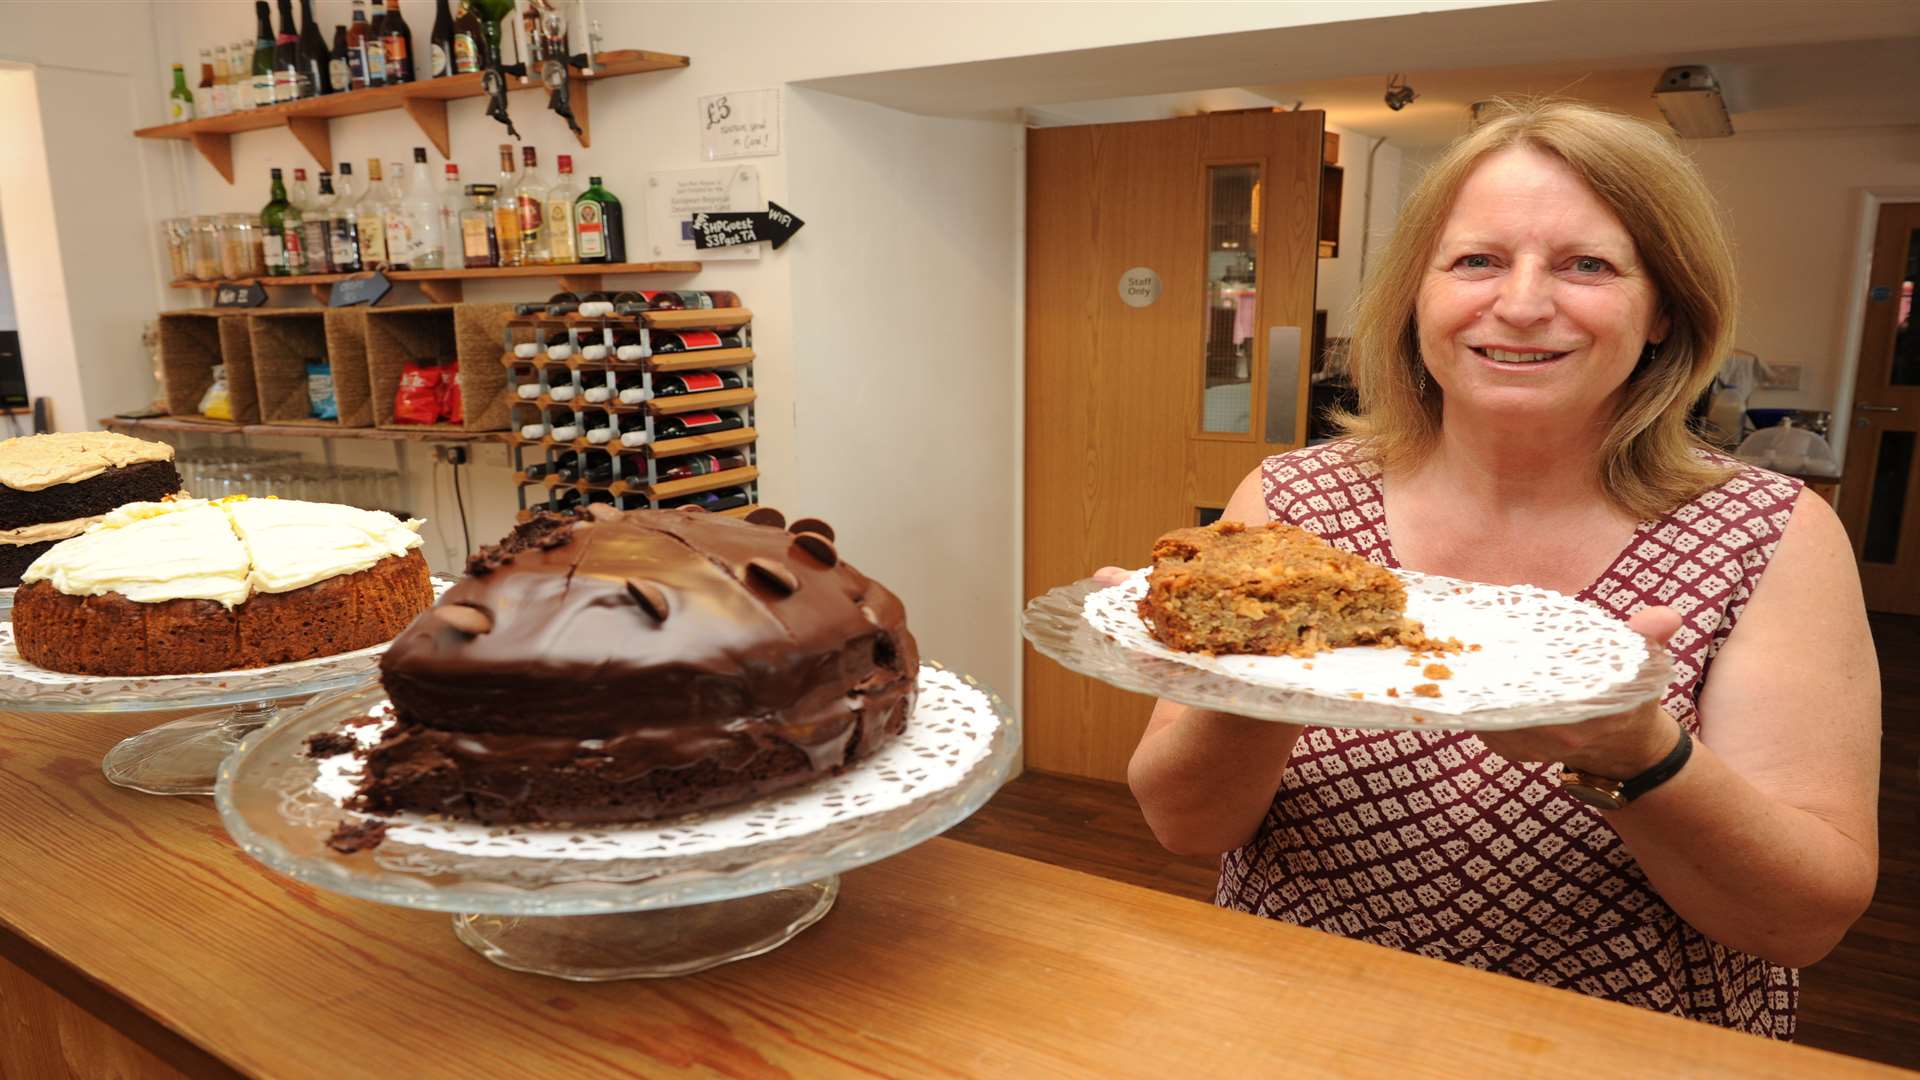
[162,218,194,282]
[190,215,223,281]
[220,213,268,280]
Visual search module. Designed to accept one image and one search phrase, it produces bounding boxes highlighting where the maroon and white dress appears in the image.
[1217,439,1804,1037]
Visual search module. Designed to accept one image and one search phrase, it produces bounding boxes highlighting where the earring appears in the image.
[1415,361,1429,394]
[1638,342,1659,371]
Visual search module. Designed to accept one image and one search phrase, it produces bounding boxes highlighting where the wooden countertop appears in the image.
[0,706,1903,1079]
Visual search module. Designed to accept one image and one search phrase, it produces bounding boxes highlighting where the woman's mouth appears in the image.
[1471,346,1570,365]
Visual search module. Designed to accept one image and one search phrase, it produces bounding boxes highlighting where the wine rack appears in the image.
[504,301,759,519]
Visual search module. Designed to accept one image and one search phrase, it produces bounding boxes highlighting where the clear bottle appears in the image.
[491,144,524,267]
[261,168,293,277]
[303,171,337,273]
[440,162,466,268]
[234,39,257,111]
[194,50,214,118]
[545,153,580,264]
[284,167,311,273]
[168,63,195,123]
[516,145,550,265]
[355,158,390,272]
[209,46,231,116]
[458,182,499,268]
[381,160,413,271]
[394,147,443,270]
[330,162,363,273]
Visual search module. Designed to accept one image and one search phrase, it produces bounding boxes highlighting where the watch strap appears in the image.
[1617,724,1693,803]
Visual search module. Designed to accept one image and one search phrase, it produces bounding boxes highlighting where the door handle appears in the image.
[1855,403,1900,412]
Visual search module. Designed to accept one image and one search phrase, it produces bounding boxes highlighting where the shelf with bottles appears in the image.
[513,445,758,498]
[141,43,687,185]
[513,480,762,520]
[101,415,504,444]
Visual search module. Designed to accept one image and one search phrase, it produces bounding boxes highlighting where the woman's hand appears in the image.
[1474,606,1685,779]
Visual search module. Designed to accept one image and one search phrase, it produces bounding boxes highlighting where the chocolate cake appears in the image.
[358,506,920,824]
[0,432,183,587]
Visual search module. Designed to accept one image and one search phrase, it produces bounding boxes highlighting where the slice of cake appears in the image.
[1137,520,1449,658]
[0,432,184,587]
[356,506,920,825]
[12,496,431,675]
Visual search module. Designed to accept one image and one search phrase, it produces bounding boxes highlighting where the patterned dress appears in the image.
[1217,440,1804,1037]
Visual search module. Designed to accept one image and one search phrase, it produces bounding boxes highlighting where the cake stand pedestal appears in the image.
[216,663,1018,980]
[0,578,451,797]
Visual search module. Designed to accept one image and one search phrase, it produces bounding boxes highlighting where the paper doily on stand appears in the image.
[0,576,454,795]
[1025,570,1672,731]
[216,663,1020,980]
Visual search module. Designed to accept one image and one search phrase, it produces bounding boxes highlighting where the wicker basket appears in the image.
[366,303,511,432]
[248,311,334,426]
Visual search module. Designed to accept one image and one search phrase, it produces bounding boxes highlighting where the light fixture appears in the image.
[1652,66,1734,138]
[1384,74,1417,112]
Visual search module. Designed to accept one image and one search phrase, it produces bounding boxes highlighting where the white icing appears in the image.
[222,498,424,595]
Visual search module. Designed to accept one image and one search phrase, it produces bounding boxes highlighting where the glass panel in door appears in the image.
[1201,164,1259,434]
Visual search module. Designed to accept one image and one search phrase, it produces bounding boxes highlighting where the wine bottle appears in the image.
[609,328,647,362]
[654,411,745,440]
[299,0,332,95]
[544,365,577,401]
[548,409,581,442]
[661,488,751,512]
[513,291,576,316]
[577,331,610,362]
[260,168,293,277]
[652,370,744,398]
[328,25,352,95]
[429,0,456,77]
[654,330,745,355]
[250,2,277,107]
[656,449,750,481]
[521,452,569,481]
[613,372,650,405]
[583,412,617,446]
[610,289,741,313]
[273,0,303,100]
[512,329,569,359]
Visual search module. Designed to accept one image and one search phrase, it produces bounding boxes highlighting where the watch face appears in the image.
[1560,779,1627,811]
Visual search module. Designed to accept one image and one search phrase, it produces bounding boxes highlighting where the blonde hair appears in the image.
[1334,99,1736,519]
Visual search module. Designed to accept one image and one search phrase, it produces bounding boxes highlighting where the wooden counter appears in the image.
[0,706,1903,1079]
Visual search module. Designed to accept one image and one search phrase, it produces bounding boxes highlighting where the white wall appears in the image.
[1316,124,1403,342]
[0,213,16,332]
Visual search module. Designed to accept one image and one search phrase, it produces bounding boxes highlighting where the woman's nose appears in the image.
[1490,261,1555,327]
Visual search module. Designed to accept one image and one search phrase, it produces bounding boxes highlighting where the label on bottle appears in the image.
[331,218,360,269]
[517,194,543,237]
[675,412,725,432]
[273,68,299,103]
[358,211,388,266]
[253,72,275,107]
[365,40,386,83]
[453,33,479,73]
[347,43,366,84]
[669,331,723,351]
[190,88,209,118]
[262,232,286,271]
[170,97,192,122]
[546,201,576,261]
[384,216,413,269]
[460,214,493,262]
[431,43,450,77]
[493,206,522,263]
[328,58,350,90]
[384,36,409,80]
[303,221,332,272]
[282,227,305,273]
[576,201,605,259]
[674,373,726,393]
[209,84,229,115]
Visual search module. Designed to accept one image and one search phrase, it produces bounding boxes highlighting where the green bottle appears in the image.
[261,168,294,277]
[573,176,625,264]
[167,64,195,123]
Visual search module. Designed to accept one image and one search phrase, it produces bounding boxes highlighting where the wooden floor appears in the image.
[950,611,1920,1071]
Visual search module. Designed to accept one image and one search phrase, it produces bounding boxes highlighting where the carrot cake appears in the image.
[0,432,183,587]
[1137,520,1451,657]
[13,496,431,675]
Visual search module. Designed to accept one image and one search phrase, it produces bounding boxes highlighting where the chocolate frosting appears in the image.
[371,509,919,820]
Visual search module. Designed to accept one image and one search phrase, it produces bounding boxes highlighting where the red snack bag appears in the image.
[438,359,464,424]
[393,360,443,424]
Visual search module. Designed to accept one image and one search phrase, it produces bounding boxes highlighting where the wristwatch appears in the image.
[1558,725,1693,810]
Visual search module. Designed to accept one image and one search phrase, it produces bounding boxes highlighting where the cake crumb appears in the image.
[1386,687,1400,698]
[1348,692,1364,700]
[325,819,388,854]
[1405,658,1422,667]
[1423,663,1453,680]
[1412,683,1442,698]
[1468,643,1482,652]
[304,731,357,758]
[1302,662,1313,670]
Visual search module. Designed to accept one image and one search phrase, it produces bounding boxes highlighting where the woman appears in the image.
[1120,101,1880,1038]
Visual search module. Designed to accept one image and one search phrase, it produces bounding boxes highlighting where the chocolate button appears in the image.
[435,604,493,635]
[789,517,835,542]
[626,578,670,622]
[792,532,838,568]
[744,557,800,595]
[745,507,787,528]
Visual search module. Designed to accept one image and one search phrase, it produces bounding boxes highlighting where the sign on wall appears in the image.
[1118,267,1162,308]
[700,89,781,161]
[645,165,764,262]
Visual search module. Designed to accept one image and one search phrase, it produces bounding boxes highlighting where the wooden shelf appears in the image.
[511,466,759,503]
[508,426,757,458]
[102,415,505,443]
[649,387,755,416]
[135,50,690,183]
[171,262,703,304]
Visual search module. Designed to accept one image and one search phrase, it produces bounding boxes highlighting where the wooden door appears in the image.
[1837,201,1920,615]
[1024,111,1324,781]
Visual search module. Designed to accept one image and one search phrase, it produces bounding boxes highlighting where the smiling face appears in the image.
[1416,145,1669,430]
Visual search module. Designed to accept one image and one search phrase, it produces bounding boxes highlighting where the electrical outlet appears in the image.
[433,445,469,466]
[1757,361,1802,391]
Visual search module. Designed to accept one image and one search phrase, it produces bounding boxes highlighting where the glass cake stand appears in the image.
[1025,571,1675,731]
[0,577,453,796]
[215,662,1020,981]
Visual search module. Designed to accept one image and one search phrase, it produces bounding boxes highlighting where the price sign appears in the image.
[700,89,780,161]
[214,282,268,308]
[329,271,393,308]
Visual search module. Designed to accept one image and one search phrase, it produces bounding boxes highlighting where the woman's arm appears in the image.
[1126,468,1306,856]
[1481,490,1881,966]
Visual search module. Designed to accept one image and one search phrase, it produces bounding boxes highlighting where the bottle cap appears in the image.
[589,176,603,185]
[466,183,498,196]
[294,167,307,180]
[414,147,428,163]
[557,154,572,171]
[271,167,283,178]
[445,163,459,176]
[338,161,353,174]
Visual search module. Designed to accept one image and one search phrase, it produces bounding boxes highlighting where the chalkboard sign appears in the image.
[214,282,269,308]
[690,201,805,251]
[329,271,393,308]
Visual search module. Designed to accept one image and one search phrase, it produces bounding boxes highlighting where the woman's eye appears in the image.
[1572,256,1610,274]
[1457,254,1493,270]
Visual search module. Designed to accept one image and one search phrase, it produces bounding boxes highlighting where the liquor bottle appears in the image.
[284,168,311,273]
[365,0,388,86]
[517,146,550,265]
[330,162,363,272]
[654,330,745,355]
[429,0,456,77]
[653,370,744,398]
[273,0,303,101]
[518,415,549,439]
[381,160,413,271]
[458,183,499,268]
[168,64,195,122]
[355,158,390,272]
[390,147,443,269]
[327,27,351,97]
[439,163,465,268]
[251,3,277,108]
[382,0,414,83]
[573,176,624,263]
[299,0,333,95]
[656,449,749,481]
[491,144,524,267]
[345,0,372,89]
[545,154,580,263]
[209,46,231,116]
[302,171,337,273]
[261,168,293,276]
[655,411,745,440]
[193,51,214,118]
[451,0,487,73]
